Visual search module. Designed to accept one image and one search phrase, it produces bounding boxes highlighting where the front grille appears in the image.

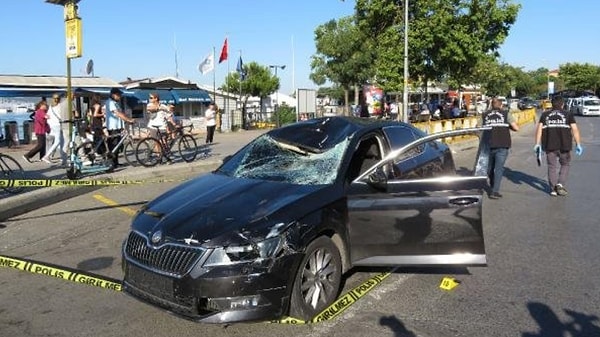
[124,231,204,276]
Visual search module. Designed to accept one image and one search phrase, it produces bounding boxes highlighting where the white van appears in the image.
[570,97,600,116]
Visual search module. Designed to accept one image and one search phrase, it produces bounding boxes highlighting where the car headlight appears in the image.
[203,236,282,267]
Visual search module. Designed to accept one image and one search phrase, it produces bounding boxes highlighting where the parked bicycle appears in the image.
[135,124,198,167]
[0,152,26,194]
[66,119,138,179]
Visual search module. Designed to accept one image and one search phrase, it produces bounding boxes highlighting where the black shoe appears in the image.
[488,192,502,199]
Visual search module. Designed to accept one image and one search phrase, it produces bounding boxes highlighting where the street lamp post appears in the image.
[45,0,83,139]
[269,65,286,127]
[402,0,409,123]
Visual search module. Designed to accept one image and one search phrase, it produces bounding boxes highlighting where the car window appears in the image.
[347,136,383,182]
[584,99,600,106]
[381,125,432,179]
[382,125,425,162]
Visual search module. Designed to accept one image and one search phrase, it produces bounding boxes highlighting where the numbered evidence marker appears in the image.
[439,277,460,291]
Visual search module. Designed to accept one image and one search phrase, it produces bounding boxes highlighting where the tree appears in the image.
[559,63,600,93]
[222,61,279,128]
[310,16,373,115]
[353,0,520,90]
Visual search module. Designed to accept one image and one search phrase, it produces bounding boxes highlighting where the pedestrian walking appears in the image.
[23,100,50,163]
[89,93,106,151]
[105,88,134,167]
[534,95,582,196]
[42,93,68,166]
[204,103,217,144]
[482,97,520,199]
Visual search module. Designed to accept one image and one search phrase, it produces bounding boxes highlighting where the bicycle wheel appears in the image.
[0,154,26,194]
[122,140,138,167]
[178,134,198,162]
[135,138,162,167]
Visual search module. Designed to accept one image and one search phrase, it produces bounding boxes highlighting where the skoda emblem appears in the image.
[151,230,163,244]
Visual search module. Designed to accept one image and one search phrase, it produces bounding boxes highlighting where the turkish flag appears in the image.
[218,38,228,63]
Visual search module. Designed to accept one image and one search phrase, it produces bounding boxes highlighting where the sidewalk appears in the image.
[0,129,268,220]
[0,121,504,221]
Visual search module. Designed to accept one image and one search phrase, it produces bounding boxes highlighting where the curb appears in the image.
[0,157,223,221]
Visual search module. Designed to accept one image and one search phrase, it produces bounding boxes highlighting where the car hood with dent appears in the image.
[131,173,333,248]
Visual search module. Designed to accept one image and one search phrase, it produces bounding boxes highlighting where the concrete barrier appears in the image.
[412,108,536,144]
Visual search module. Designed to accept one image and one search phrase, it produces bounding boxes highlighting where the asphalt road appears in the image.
[1,117,600,337]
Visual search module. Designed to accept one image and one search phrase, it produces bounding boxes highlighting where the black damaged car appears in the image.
[121,117,490,323]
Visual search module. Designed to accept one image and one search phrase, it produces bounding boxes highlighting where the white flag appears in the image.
[198,52,214,75]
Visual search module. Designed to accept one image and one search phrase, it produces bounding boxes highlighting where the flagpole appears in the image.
[173,33,179,78]
[212,46,216,104]
[239,50,243,129]
[226,37,230,131]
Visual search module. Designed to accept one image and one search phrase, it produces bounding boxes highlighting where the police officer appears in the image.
[482,97,520,199]
[534,95,582,196]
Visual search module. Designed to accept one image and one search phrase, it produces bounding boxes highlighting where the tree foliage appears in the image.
[312,0,520,94]
[559,63,600,93]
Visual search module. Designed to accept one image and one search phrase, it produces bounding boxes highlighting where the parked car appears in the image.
[570,96,600,116]
[121,117,490,323]
[518,97,538,110]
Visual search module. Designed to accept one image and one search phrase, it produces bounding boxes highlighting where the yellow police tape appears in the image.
[0,178,183,188]
[271,268,397,324]
[1,252,396,324]
[0,254,122,292]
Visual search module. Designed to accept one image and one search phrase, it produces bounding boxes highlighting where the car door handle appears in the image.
[449,197,479,206]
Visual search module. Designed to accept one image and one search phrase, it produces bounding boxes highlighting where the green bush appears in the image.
[271,106,297,126]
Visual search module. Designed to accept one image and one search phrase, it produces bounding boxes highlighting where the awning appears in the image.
[170,89,211,104]
[74,87,135,97]
[130,88,176,104]
[0,87,67,97]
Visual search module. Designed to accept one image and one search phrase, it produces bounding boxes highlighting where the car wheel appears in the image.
[289,236,342,321]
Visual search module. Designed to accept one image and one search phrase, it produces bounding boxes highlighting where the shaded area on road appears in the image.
[503,167,548,193]
[522,302,600,337]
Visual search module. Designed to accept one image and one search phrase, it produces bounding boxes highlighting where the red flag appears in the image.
[218,38,228,63]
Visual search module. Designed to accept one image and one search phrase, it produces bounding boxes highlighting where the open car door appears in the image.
[347,127,491,267]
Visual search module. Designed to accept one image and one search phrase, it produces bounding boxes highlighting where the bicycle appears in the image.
[135,124,198,167]
[0,152,26,194]
[66,119,138,179]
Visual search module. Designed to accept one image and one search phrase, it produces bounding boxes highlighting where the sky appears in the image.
[0,0,599,95]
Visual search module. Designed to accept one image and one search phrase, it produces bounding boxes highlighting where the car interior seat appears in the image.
[347,139,381,182]
[359,142,381,176]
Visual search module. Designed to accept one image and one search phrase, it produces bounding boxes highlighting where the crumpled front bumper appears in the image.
[122,253,301,323]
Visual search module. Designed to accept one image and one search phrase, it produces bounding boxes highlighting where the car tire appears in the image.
[289,236,342,321]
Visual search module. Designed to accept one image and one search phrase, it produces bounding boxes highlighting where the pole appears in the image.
[212,46,216,104]
[67,57,72,120]
[239,50,244,129]
[402,0,409,123]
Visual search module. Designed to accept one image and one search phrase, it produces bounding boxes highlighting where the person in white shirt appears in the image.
[146,92,169,139]
[42,93,67,166]
[204,103,217,144]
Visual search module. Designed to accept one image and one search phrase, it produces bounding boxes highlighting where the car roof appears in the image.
[267,116,409,153]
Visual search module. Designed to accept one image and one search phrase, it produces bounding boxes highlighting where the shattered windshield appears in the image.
[217,134,349,185]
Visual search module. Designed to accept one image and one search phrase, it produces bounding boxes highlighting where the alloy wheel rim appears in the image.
[300,247,336,309]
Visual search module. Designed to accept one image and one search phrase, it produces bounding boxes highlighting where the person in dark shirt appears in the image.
[481,97,519,199]
[534,95,582,196]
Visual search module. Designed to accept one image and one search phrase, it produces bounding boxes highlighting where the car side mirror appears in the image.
[366,167,388,191]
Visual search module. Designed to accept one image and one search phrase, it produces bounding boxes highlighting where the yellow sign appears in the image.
[439,277,460,290]
[65,18,82,58]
